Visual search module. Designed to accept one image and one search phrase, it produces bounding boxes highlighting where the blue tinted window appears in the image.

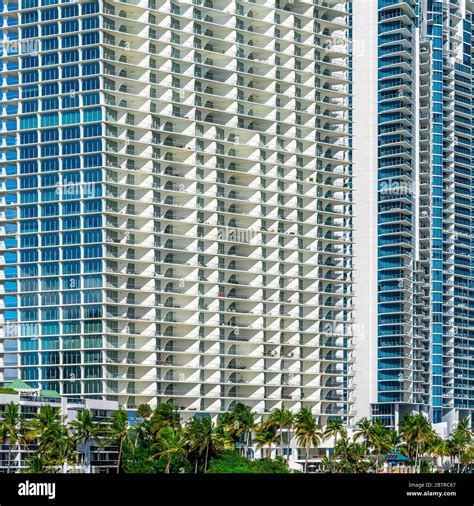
[62,20,79,32]
[63,202,80,215]
[42,23,58,36]
[83,78,99,91]
[83,62,99,76]
[21,11,38,23]
[63,157,81,170]
[42,38,58,50]
[22,86,39,98]
[42,68,59,81]
[62,35,79,48]
[62,81,79,93]
[62,95,80,108]
[42,159,59,172]
[62,65,79,78]
[42,53,58,66]
[41,175,59,188]
[63,141,80,155]
[62,4,79,17]
[22,27,38,38]
[42,98,59,111]
[82,17,99,30]
[22,56,39,69]
[22,71,38,83]
[83,93,99,106]
[41,8,58,20]
[82,47,99,60]
[41,129,59,142]
[23,100,38,113]
[62,50,79,63]
[82,2,99,14]
[42,83,59,96]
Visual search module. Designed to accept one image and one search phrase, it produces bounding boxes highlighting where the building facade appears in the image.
[0,0,354,424]
[353,0,474,433]
[0,381,119,473]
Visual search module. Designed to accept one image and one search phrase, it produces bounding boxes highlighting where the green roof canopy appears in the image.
[40,389,61,399]
[7,379,33,390]
[7,380,61,399]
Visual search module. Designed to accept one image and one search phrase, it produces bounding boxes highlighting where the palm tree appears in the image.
[70,409,102,473]
[267,407,293,460]
[155,427,187,474]
[150,402,181,434]
[53,427,77,473]
[23,455,47,474]
[24,404,62,441]
[333,437,369,473]
[108,409,130,473]
[451,418,472,473]
[294,407,322,473]
[354,418,389,469]
[354,418,373,455]
[387,429,400,448]
[185,416,216,473]
[137,404,152,420]
[185,416,204,473]
[254,421,278,459]
[445,437,458,471]
[324,418,346,450]
[24,404,66,471]
[369,420,391,471]
[231,403,256,458]
[431,436,448,472]
[0,402,22,473]
[459,446,474,473]
[400,413,434,472]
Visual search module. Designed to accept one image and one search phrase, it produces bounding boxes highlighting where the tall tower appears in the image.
[353,0,474,433]
[0,0,354,424]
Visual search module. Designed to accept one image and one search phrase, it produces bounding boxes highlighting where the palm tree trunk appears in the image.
[7,442,12,474]
[305,438,310,473]
[165,455,172,474]
[204,443,210,472]
[116,437,123,474]
[286,426,291,464]
[194,457,199,474]
[245,431,250,459]
[280,424,284,458]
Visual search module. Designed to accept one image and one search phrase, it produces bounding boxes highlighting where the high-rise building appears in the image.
[0,0,354,424]
[353,0,474,433]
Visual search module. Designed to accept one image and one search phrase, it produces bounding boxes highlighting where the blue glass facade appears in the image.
[373,0,474,428]
[1,0,104,396]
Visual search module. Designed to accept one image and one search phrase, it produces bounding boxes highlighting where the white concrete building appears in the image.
[0,0,354,424]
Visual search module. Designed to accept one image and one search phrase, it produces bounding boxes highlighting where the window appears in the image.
[62,50,79,63]
[42,23,58,36]
[62,35,79,48]
[42,37,58,51]
[62,20,79,32]
[62,65,79,78]
[42,83,59,96]
[82,32,99,45]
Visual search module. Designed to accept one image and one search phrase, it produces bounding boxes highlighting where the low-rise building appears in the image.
[0,380,119,473]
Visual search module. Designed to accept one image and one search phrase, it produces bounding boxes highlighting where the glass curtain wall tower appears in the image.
[353,0,474,433]
[0,0,354,423]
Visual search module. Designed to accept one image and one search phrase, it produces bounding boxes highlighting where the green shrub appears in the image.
[207,450,289,474]
[0,388,17,395]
